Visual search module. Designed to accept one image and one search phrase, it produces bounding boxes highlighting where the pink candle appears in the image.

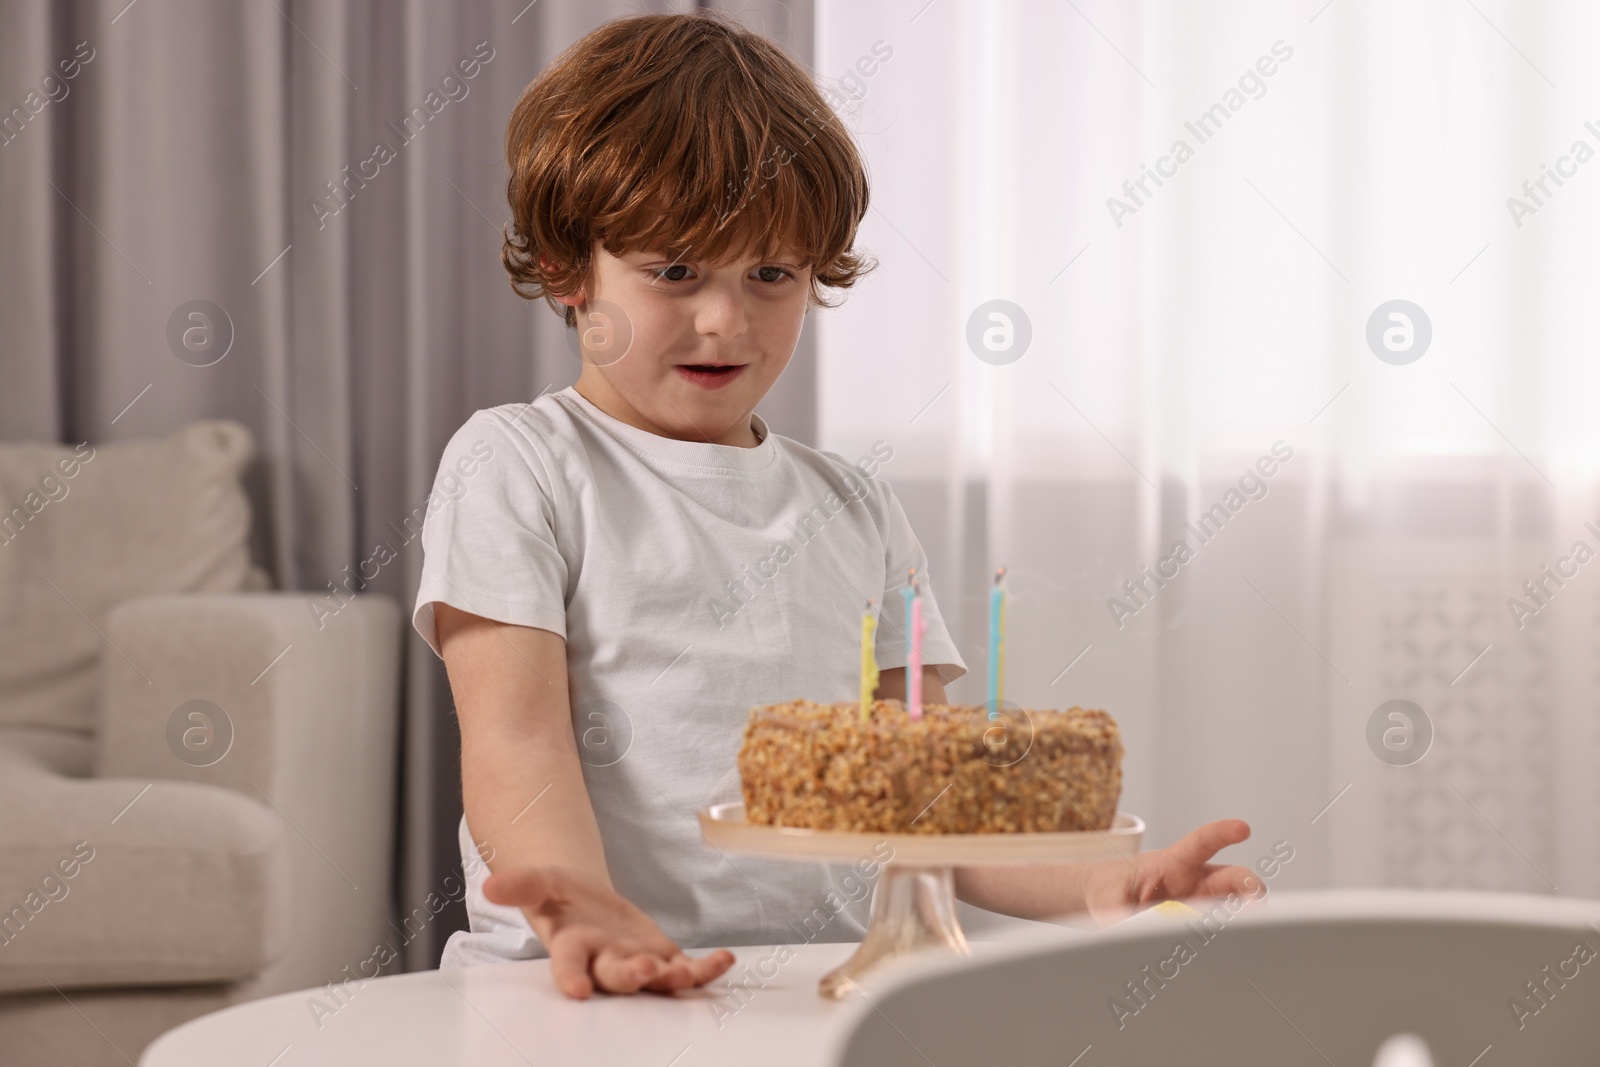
[908,592,925,720]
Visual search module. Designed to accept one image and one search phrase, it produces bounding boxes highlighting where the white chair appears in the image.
[831,890,1600,1066]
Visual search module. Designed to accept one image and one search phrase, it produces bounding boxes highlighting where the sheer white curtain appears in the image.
[817,0,1599,896]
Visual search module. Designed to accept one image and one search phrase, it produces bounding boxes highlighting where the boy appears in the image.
[412,11,1258,1000]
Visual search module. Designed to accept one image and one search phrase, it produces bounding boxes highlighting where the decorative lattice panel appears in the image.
[1375,582,1557,892]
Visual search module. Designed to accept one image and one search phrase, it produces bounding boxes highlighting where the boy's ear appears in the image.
[538,253,586,307]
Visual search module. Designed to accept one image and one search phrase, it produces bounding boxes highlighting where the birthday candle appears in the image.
[908,588,925,720]
[860,600,879,720]
[988,567,1007,718]
[901,568,916,673]
[999,577,1007,702]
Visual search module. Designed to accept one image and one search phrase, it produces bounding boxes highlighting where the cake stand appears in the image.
[698,802,1145,998]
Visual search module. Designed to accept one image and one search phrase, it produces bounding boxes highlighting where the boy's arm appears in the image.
[438,602,610,884]
[953,820,1259,925]
[880,665,1260,922]
[436,603,733,997]
[872,663,955,702]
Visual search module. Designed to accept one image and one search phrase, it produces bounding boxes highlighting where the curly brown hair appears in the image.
[502,11,875,328]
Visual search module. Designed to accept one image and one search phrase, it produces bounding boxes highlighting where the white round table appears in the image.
[141,941,1006,1066]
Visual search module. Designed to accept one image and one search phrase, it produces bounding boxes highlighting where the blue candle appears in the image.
[988,567,1006,718]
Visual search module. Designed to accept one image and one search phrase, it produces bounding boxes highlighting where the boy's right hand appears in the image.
[483,866,736,999]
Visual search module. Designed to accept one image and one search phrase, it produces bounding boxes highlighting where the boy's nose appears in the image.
[693,284,750,340]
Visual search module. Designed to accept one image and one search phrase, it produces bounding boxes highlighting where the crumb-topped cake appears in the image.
[737,700,1122,834]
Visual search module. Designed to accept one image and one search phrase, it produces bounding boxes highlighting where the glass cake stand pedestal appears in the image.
[698,802,1145,999]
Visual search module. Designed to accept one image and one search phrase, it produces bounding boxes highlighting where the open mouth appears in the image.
[674,364,747,389]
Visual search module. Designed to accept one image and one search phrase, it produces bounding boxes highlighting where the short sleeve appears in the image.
[411,410,569,659]
[871,480,968,681]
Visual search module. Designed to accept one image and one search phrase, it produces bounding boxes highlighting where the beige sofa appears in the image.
[0,421,401,1066]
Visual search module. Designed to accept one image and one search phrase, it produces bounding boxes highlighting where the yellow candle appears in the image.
[860,601,879,719]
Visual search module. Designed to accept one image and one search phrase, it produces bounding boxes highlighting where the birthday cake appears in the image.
[737,700,1123,834]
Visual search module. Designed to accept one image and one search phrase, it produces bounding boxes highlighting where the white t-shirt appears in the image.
[412,386,966,965]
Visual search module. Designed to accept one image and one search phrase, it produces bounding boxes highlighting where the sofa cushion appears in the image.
[0,728,287,994]
[0,420,270,735]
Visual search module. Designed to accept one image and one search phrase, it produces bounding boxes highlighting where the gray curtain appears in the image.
[0,0,817,970]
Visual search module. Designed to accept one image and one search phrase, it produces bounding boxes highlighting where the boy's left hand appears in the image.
[1081,818,1262,926]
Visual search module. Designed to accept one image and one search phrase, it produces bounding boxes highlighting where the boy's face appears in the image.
[560,242,812,448]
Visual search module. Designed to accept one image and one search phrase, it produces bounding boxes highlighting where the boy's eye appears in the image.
[647,264,796,284]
